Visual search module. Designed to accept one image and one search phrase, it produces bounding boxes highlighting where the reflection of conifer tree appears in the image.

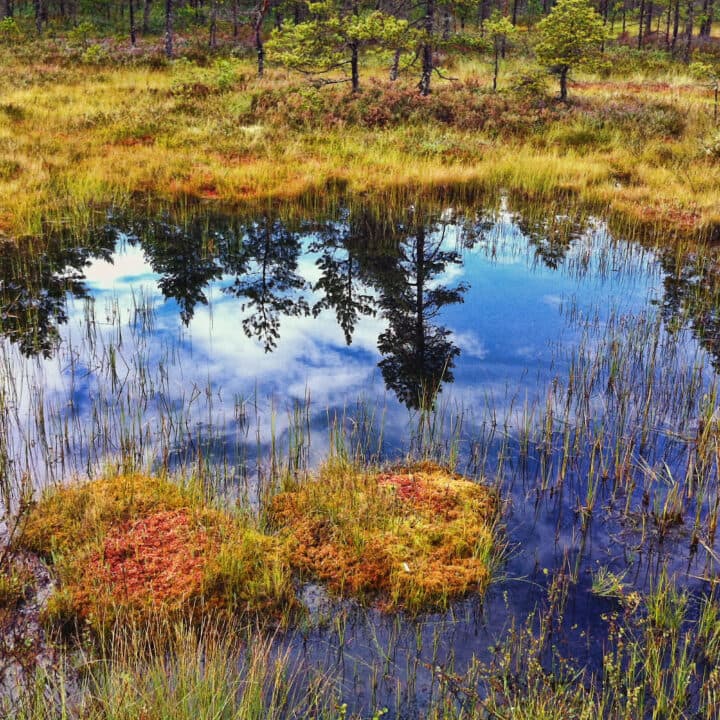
[223,217,310,352]
[0,238,113,357]
[513,204,588,270]
[361,216,468,410]
[123,214,238,324]
[659,250,720,372]
[309,214,377,345]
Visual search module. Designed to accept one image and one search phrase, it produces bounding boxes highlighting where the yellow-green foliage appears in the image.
[268,461,499,613]
[0,560,34,609]
[17,474,295,633]
[0,48,718,242]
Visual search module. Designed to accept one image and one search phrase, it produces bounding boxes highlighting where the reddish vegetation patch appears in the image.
[378,472,457,516]
[575,81,696,94]
[80,509,212,612]
[637,204,701,232]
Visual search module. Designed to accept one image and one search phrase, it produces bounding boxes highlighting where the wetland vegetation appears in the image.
[1,0,720,717]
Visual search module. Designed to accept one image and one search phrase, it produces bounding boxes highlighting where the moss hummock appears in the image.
[17,474,295,633]
[269,461,499,613]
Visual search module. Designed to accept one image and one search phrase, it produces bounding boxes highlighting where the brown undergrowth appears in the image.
[268,460,500,613]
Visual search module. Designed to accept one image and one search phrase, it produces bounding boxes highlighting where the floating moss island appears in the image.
[15,463,499,632]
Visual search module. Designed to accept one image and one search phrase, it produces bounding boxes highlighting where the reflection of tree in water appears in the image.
[658,249,720,372]
[116,212,310,353]
[309,209,379,345]
[512,202,590,270]
[223,218,310,353]
[2,203,477,408]
[121,214,232,325]
[354,211,469,410]
[0,237,114,357]
[116,204,471,408]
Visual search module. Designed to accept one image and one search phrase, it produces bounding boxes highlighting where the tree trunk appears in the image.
[209,0,217,48]
[390,48,401,80]
[645,0,653,33]
[685,0,694,61]
[234,0,240,37]
[638,0,645,46]
[142,0,152,33]
[559,66,568,101]
[700,0,714,35]
[256,25,264,76]
[255,0,271,77]
[442,9,450,39]
[129,0,136,45]
[350,41,359,92]
[3,0,11,18]
[493,44,499,91]
[34,0,42,35]
[479,0,488,33]
[672,0,681,49]
[164,0,173,58]
[419,0,435,96]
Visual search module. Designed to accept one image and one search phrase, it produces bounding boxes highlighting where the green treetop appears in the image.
[484,11,516,91]
[535,0,606,101]
[266,0,410,92]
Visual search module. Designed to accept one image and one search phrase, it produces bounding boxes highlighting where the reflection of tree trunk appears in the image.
[415,227,426,369]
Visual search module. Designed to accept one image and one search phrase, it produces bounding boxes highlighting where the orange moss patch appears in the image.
[17,474,295,633]
[79,509,212,613]
[269,462,499,613]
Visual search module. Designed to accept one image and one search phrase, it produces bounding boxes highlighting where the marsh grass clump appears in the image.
[0,556,35,610]
[16,474,295,634]
[267,460,499,613]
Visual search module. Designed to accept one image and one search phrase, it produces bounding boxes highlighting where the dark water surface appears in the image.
[2,197,719,715]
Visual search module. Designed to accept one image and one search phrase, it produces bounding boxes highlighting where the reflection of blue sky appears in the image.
[81,219,663,438]
[3,214,668,488]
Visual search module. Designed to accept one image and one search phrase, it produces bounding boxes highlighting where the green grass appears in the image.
[0,38,718,243]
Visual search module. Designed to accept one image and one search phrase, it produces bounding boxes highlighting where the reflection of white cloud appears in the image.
[542,294,563,309]
[452,331,487,360]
